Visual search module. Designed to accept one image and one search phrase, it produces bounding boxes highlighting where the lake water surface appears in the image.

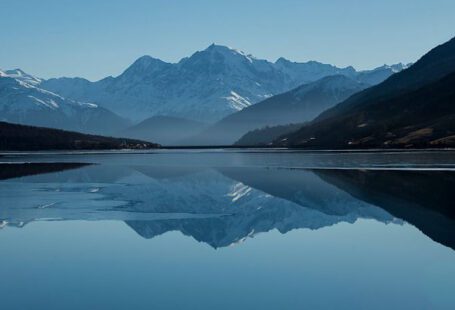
[1,150,454,309]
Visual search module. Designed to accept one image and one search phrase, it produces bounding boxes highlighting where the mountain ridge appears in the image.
[39,44,408,123]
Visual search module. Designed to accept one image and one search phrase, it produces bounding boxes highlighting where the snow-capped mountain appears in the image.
[40,44,408,122]
[0,69,129,134]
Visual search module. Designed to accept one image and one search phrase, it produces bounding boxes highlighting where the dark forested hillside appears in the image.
[275,37,455,149]
[278,71,455,148]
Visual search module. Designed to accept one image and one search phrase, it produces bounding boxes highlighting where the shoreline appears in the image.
[1,147,455,156]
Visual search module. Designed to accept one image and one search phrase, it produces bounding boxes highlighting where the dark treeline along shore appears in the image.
[0,122,159,151]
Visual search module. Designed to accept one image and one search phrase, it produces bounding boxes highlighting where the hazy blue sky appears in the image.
[1,0,454,80]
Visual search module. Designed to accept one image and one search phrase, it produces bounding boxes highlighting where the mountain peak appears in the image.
[2,68,43,86]
[5,68,25,75]
[131,55,168,68]
[205,43,239,53]
[119,55,171,78]
[202,44,255,62]
[275,57,292,65]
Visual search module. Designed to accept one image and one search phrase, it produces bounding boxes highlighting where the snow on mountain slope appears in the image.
[2,68,43,86]
[0,70,129,134]
[40,44,407,123]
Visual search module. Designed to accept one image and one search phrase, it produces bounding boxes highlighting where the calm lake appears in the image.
[1,150,454,309]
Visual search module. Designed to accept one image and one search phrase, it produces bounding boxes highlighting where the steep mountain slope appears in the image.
[275,37,455,149]
[0,121,158,150]
[40,44,406,123]
[121,115,207,145]
[0,70,129,134]
[185,75,369,145]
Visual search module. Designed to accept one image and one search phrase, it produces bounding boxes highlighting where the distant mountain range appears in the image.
[273,37,455,149]
[38,44,408,123]
[0,69,129,135]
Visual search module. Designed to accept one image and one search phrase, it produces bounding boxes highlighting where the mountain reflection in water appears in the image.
[0,153,453,251]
